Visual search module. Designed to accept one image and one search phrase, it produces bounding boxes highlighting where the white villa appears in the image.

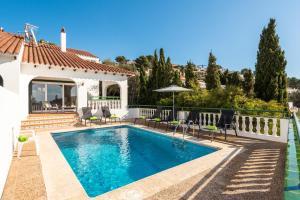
[0,27,134,119]
[0,27,135,197]
[0,25,294,200]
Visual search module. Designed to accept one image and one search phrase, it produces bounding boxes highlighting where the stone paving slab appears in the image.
[147,133,286,200]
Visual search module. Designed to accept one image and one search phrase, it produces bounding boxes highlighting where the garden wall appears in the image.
[0,87,20,197]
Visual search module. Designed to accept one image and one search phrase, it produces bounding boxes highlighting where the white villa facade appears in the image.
[0,28,134,119]
[0,27,134,196]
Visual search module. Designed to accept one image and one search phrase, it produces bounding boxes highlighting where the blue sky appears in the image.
[2,0,300,77]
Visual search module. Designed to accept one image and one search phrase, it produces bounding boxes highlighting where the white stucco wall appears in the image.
[20,63,129,118]
[0,45,23,94]
[0,87,20,197]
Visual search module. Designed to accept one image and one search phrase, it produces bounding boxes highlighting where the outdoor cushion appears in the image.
[90,116,98,120]
[154,118,161,122]
[110,114,118,119]
[170,120,180,125]
[139,116,146,119]
[18,135,29,142]
[206,125,218,131]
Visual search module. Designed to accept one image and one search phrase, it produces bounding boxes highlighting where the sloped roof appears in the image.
[0,31,23,55]
[22,43,134,75]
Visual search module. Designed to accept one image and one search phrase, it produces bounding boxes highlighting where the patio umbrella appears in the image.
[154,85,193,120]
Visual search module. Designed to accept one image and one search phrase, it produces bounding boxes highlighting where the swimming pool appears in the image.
[52,125,217,197]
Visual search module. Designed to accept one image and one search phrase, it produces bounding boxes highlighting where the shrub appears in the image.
[158,86,287,117]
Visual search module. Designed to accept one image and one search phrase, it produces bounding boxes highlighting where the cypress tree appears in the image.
[164,57,174,86]
[205,52,221,90]
[135,56,150,104]
[277,71,288,103]
[157,48,166,88]
[220,69,229,85]
[242,69,255,97]
[254,18,287,102]
[185,61,199,88]
[227,72,242,87]
[147,50,159,104]
[172,70,182,86]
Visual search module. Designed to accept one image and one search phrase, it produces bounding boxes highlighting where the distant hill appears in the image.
[288,77,300,89]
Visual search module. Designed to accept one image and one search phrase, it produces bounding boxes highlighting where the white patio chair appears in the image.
[17,130,40,158]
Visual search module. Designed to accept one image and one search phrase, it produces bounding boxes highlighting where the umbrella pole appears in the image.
[173,92,175,120]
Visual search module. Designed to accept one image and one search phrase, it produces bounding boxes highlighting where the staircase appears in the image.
[21,113,80,130]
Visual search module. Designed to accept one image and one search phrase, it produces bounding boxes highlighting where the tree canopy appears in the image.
[115,56,128,64]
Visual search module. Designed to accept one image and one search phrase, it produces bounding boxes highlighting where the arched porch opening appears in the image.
[88,81,123,110]
[29,77,77,113]
[106,84,120,99]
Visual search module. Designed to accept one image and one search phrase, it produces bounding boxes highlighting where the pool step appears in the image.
[21,113,80,130]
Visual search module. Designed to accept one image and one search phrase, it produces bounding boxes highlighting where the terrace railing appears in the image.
[128,105,290,143]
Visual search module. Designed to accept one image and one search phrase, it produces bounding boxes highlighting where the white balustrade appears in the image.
[203,113,207,126]
[129,108,289,143]
[249,117,253,134]
[242,116,246,132]
[212,114,215,125]
[272,118,277,136]
[88,99,121,110]
[208,113,211,125]
[256,117,261,133]
[264,118,269,135]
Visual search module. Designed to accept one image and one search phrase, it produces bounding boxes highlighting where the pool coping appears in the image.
[38,123,242,200]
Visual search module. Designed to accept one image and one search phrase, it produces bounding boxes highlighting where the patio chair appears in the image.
[81,107,101,126]
[101,106,120,123]
[133,110,147,125]
[42,101,59,112]
[164,109,180,131]
[182,110,200,135]
[17,130,40,158]
[200,109,238,140]
[146,107,163,128]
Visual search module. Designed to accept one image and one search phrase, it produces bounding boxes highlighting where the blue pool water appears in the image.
[52,125,217,197]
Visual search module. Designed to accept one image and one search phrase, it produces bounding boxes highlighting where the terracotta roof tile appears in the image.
[67,48,98,58]
[0,31,23,55]
[22,43,135,76]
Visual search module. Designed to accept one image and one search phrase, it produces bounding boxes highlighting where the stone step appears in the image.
[21,116,79,125]
[21,120,79,130]
[21,113,80,130]
[27,113,78,120]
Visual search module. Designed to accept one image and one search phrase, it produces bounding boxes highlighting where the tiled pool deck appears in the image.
[1,122,286,200]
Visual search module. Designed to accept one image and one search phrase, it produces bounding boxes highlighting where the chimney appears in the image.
[60,27,66,52]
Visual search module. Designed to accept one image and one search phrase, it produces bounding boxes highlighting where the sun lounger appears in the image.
[200,109,238,140]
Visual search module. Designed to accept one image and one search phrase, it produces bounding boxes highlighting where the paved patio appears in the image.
[147,133,286,200]
[1,123,286,200]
